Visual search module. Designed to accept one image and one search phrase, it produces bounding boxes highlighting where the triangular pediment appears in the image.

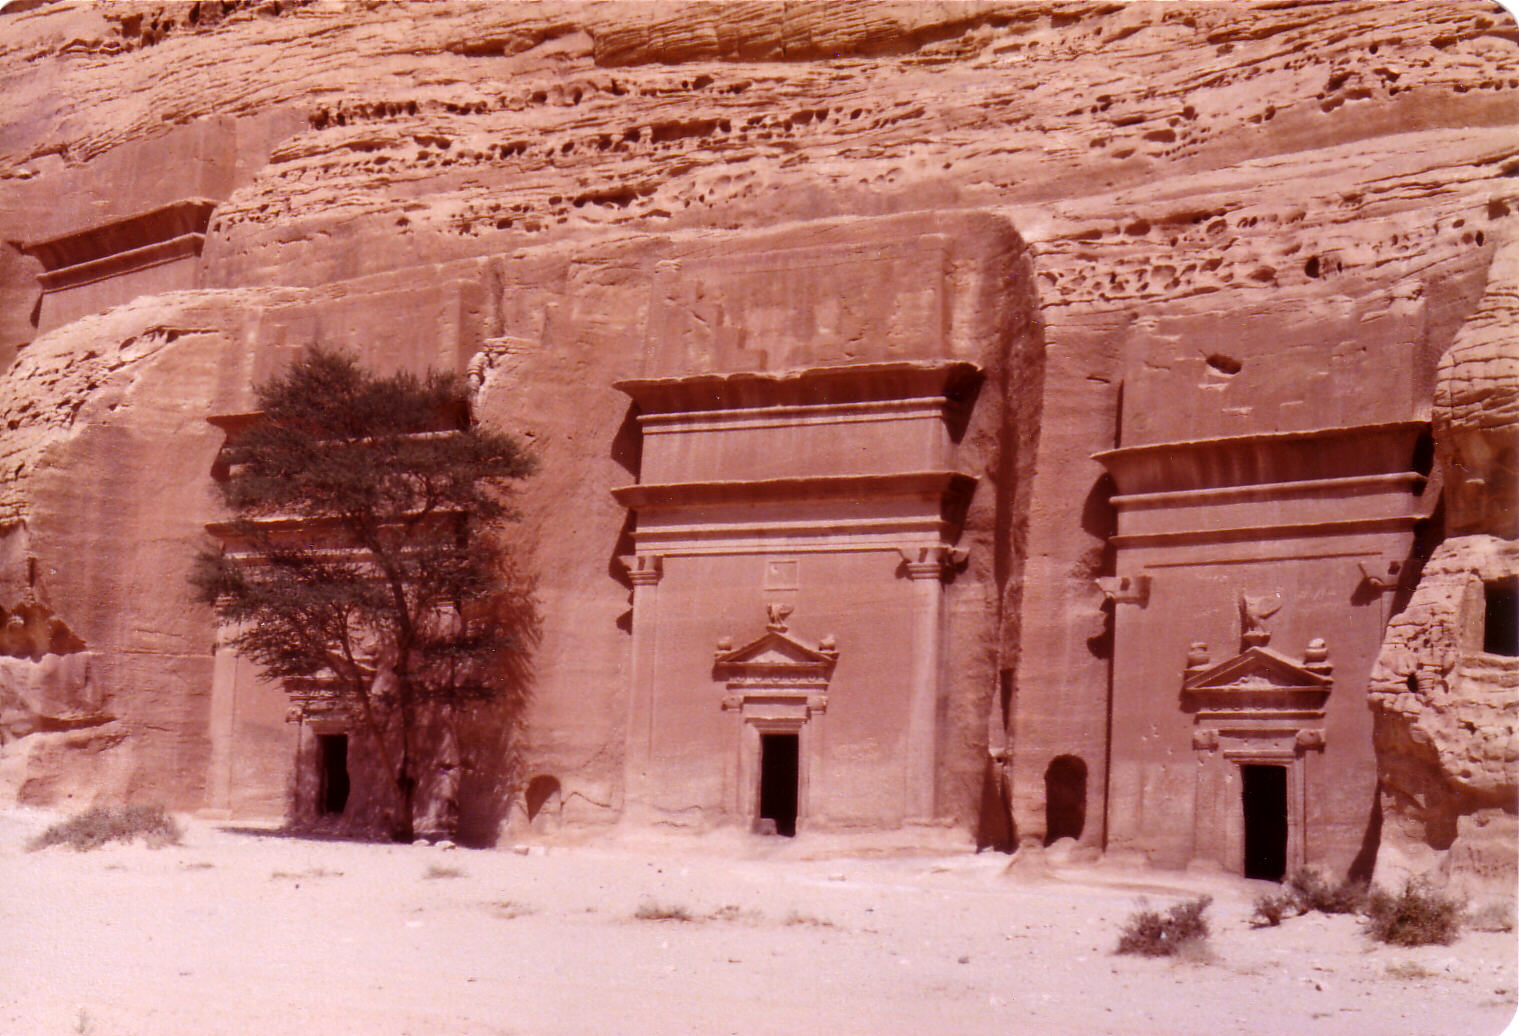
[716,630,835,667]
[1184,646,1329,691]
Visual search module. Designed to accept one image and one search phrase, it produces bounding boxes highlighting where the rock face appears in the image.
[0,1,1515,872]
[1368,236,1519,895]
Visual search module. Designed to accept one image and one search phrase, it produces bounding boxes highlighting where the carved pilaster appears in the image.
[893,545,965,821]
[619,553,664,817]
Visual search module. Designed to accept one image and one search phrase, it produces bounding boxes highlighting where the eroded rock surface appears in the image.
[1370,236,1519,895]
[0,1,1513,869]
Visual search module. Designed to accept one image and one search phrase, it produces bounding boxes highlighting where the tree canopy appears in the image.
[192,347,536,841]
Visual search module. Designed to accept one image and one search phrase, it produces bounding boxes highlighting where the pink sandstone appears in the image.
[0,1,1513,889]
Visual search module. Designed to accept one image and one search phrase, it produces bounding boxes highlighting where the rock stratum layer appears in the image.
[0,1,1515,877]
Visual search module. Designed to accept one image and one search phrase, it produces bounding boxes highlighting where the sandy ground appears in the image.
[0,809,1514,1036]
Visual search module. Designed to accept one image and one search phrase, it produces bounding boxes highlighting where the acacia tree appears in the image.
[192,347,535,842]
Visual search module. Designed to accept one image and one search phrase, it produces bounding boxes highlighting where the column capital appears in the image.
[618,553,664,586]
[896,544,967,580]
[1096,573,1150,606]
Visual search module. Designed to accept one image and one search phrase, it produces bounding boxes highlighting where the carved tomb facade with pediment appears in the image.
[613,361,980,837]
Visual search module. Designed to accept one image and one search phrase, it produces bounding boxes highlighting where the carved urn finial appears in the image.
[1304,637,1332,676]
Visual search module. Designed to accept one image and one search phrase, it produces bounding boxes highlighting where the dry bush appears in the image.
[783,910,839,929]
[27,804,181,852]
[1116,896,1212,957]
[1250,890,1299,927]
[633,900,695,922]
[1289,867,1367,915]
[1364,880,1464,947]
[489,900,535,920]
[270,867,342,880]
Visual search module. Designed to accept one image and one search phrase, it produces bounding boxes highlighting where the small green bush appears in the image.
[1288,867,1367,915]
[1364,880,1464,947]
[1116,895,1212,957]
[28,804,181,852]
[1250,890,1298,927]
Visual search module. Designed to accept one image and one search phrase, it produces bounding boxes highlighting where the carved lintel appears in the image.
[721,694,744,711]
[1096,574,1150,607]
[1295,728,1326,750]
[1192,728,1220,751]
[897,544,968,580]
[806,694,829,716]
[618,554,663,586]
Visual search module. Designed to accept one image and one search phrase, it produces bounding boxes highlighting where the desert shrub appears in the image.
[490,900,535,920]
[1364,880,1464,947]
[1288,867,1367,915]
[783,911,838,929]
[28,803,181,852]
[1250,890,1298,927]
[270,867,342,880]
[1384,960,1437,980]
[1116,896,1211,957]
[633,900,694,922]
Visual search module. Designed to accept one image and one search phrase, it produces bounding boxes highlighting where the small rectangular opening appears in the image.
[317,733,350,816]
[1484,578,1519,656]
[1241,764,1287,882]
[758,733,799,837]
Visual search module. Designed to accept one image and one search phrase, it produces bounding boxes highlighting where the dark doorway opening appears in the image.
[1484,578,1519,656]
[1242,764,1288,881]
[1044,755,1087,844]
[317,734,350,816]
[758,733,799,837]
[525,775,562,823]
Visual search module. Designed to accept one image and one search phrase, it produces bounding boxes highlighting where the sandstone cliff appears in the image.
[0,1,1514,864]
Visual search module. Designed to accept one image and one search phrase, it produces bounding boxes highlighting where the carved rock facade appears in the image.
[0,2,1514,878]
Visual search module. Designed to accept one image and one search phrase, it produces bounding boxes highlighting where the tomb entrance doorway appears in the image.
[1241,763,1288,881]
[758,732,800,836]
[317,732,350,816]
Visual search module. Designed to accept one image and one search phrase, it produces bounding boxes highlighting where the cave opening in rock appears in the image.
[317,733,350,816]
[758,732,799,837]
[1483,578,1518,656]
[1241,763,1288,881]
